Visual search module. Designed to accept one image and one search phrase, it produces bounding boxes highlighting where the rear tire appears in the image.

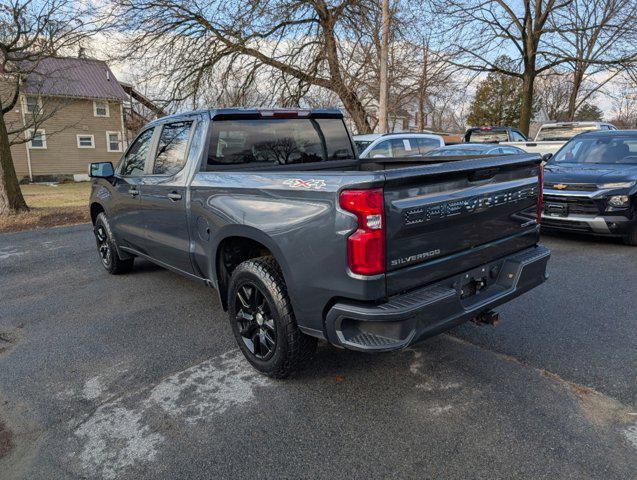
[94,213,134,274]
[227,256,317,378]
[623,226,637,246]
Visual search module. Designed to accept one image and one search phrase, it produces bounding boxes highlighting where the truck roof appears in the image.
[466,126,518,131]
[146,107,344,126]
[539,121,612,128]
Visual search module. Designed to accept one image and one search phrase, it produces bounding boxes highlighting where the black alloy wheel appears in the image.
[227,256,317,378]
[94,224,112,268]
[93,212,134,274]
[235,282,277,360]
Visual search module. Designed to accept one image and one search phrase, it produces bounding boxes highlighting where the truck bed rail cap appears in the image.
[382,154,542,184]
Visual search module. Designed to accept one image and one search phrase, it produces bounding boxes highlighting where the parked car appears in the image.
[352,133,381,154]
[425,143,527,157]
[537,130,637,245]
[504,122,617,156]
[88,108,549,378]
[464,126,529,143]
[359,132,444,158]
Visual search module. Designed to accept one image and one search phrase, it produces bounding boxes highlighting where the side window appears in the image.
[416,137,440,154]
[388,138,413,157]
[510,131,526,141]
[153,121,193,175]
[119,128,154,176]
[367,140,392,158]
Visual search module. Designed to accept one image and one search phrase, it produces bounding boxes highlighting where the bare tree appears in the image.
[550,0,637,120]
[534,69,571,121]
[428,87,471,132]
[108,0,382,133]
[609,95,637,128]
[337,2,463,133]
[0,0,95,215]
[607,73,637,128]
[377,0,390,132]
[431,0,573,136]
[410,37,462,131]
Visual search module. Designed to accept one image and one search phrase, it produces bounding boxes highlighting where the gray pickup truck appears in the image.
[89,108,550,378]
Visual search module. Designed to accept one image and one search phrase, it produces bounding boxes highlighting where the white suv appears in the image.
[359,133,445,159]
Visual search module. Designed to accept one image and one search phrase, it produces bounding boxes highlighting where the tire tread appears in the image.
[229,256,316,378]
[95,213,134,274]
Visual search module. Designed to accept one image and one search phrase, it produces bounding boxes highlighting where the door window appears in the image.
[499,147,520,154]
[366,140,392,158]
[510,131,526,141]
[415,137,440,154]
[119,128,154,176]
[153,121,193,175]
[388,138,413,157]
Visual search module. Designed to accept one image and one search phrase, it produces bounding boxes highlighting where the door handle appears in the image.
[167,192,182,201]
[128,188,139,196]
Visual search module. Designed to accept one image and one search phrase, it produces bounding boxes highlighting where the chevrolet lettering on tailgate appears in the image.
[403,185,538,226]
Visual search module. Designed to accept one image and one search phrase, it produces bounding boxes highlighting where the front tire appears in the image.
[228,256,317,378]
[94,213,134,274]
[623,225,637,246]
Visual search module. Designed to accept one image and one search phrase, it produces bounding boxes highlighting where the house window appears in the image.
[106,131,122,152]
[27,129,46,149]
[24,95,42,115]
[93,101,109,117]
[77,134,95,148]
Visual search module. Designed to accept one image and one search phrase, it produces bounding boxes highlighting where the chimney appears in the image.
[78,46,86,58]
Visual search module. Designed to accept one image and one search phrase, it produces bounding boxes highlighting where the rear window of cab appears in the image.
[206,118,354,168]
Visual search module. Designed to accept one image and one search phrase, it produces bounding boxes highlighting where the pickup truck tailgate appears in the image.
[384,155,541,296]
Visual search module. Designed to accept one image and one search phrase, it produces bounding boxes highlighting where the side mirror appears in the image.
[541,153,553,162]
[89,162,115,178]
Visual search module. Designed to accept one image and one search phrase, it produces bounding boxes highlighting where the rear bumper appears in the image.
[540,213,634,236]
[324,245,550,351]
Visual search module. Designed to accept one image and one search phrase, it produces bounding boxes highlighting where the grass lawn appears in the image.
[0,182,91,233]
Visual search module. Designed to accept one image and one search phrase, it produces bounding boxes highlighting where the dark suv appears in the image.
[540,130,637,245]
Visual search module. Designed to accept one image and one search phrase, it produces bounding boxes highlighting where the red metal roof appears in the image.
[22,57,128,101]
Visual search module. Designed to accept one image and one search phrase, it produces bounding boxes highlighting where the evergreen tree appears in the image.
[574,103,603,122]
[467,65,523,127]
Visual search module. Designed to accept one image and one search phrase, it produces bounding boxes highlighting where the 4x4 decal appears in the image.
[283,178,326,190]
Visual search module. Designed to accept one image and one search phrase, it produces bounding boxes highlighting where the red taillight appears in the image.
[339,188,385,276]
[537,164,544,223]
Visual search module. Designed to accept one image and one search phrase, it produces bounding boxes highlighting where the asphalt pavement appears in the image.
[0,224,635,479]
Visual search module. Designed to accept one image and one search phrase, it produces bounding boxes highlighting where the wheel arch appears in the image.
[212,227,291,311]
[90,202,106,225]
